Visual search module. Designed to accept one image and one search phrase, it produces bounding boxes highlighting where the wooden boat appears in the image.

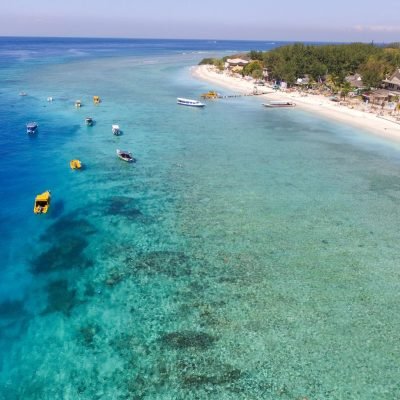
[116,149,134,162]
[262,101,296,108]
[70,159,82,170]
[33,191,51,214]
[26,122,38,134]
[112,124,121,135]
[93,96,101,104]
[85,117,94,126]
[177,98,205,107]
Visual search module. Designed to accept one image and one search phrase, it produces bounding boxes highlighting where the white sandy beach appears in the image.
[192,65,400,142]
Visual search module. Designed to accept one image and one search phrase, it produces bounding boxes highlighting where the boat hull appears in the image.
[70,159,82,169]
[177,98,205,107]
[34,191,51,214]
[262,102,296,108]
[116,149,134,162]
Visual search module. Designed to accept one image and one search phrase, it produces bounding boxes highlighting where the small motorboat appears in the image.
[177,98,205,107]
[33,191,51,214]
[19,92,27,96]
[26,122,38,134]
[47,97,53,102]
[85,117,94,126]
[112,124,121,135]
[93,96,101,104]
[116,149,134,162]
[201,91,220,99]
[70,159,82,170]
[75,100,82,108]
[262,101,296,108]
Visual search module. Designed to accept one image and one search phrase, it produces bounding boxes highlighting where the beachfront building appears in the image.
[224,58,249,72]
[345,74,365,91]
[383,69,400,92]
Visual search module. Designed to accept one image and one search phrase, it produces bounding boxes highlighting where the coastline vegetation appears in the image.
[200,43,400,89]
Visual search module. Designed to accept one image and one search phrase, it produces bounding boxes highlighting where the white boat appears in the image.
[177,98,205,107]
[26,122,38,134]
[116,149,134,162]
[262,101,296,108]
[112,124,121,135]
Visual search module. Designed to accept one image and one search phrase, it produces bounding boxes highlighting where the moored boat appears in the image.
[33,191,51,214]
[26,122,38,134]
[75,100,82,108]
[262,101,296,108]
[85,117,94,126]
[116,149,134,162]
[112,124,121,135]
[201,91,220,99]
[93,96,101,104]
[177,98,205,107]
[70,159,82,170]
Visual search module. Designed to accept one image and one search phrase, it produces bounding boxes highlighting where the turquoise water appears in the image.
[1,38,400,399]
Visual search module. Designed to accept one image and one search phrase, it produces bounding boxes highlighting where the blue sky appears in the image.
[1,0,399,42]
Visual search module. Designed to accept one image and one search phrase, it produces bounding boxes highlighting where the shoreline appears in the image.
[192,65,400,143]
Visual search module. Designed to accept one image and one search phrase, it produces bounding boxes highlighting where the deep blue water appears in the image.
[1,37,400,399]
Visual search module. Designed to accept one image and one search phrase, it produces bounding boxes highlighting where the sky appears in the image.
[1,0,400,43]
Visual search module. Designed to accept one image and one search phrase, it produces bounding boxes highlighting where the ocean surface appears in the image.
[0,37,400,399]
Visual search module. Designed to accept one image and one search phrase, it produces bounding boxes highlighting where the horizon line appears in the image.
[0,35,387,45]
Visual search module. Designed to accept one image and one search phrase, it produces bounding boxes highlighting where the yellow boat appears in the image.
[70,159,82,169]
[34,191,51,214]
[201,91,219,99]
[93,96,101,104]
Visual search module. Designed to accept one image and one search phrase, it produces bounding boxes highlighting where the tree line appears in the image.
[200,43,400,89]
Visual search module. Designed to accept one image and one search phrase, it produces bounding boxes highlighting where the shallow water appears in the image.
[1,38,400,399]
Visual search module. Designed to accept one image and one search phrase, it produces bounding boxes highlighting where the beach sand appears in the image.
[192,65,400,142]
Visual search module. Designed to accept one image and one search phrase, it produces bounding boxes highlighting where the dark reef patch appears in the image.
[106,196,142,216]
[42,279,81,316]
[41,216,96,241]
[77,323,101,348]
[181,368,242,387]
[128,251,193,277]
[105,268,126,286]
[31,235,92,274]
[0,300,30,341]
[0,300,28,319]
[160,331,216,350]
